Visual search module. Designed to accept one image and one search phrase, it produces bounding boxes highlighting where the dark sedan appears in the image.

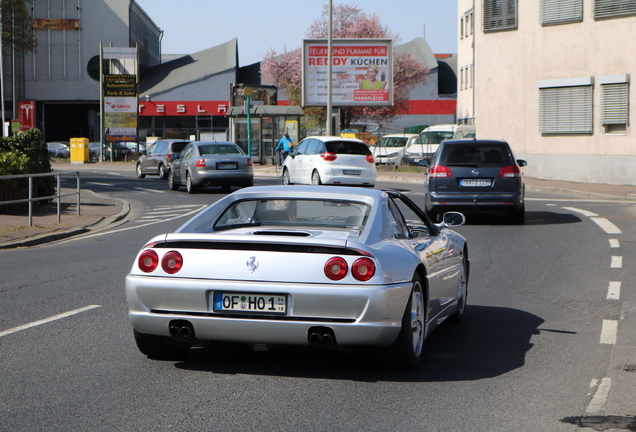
[168,141,254,193]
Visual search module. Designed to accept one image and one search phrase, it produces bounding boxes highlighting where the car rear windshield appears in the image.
[203,199,371,232]
[415,131,454,144]
[325,141,371,155]
[171,142,189,153]
[198,144,243,156]
[440,143,513,167]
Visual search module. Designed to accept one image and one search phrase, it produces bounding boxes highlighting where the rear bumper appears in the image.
[426,191,524,213]
[191,169,254,187]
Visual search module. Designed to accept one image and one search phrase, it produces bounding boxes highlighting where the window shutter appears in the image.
[601,83,628,125]
[594,0,636,19]
[539,86,593,134]
[540,0,583,25]
[483,0,518,31]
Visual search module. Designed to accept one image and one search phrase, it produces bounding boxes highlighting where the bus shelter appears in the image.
[227,105,304,164]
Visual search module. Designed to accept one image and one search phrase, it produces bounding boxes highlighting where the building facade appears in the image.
[458,0,636,185]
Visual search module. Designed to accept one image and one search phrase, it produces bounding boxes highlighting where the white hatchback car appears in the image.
[282,136,376,187]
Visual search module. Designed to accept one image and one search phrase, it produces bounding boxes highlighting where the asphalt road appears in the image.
[0,171,634,432]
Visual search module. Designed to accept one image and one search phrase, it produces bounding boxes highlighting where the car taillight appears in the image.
[195,158,207,167]
[138,249,159,273]
[161,251,183,274]
[352,258,375,281]
[247,158,254,166]
[324,257,348,280]
[428,165,452,177]
[320,152,338,161]
[499,165,521,178]
[366,154,375,163]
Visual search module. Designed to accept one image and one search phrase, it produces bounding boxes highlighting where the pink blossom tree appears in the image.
[261,4,430,131]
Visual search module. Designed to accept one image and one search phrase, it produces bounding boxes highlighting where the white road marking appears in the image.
[600,320,618,344]
[133,188,166,194]
[607,282,621,300]
[611,256,622,268]
[562,207,598,217]
[609,239,620,248]
[585,378,612,415]
[0,305,101,338]
[591,217,622,234]
[87,182,115,187]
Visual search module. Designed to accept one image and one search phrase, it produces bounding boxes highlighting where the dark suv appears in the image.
[136,140,191,179]
[421,139,527,223]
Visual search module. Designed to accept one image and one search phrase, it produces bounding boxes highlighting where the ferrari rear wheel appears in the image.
[311,170,322,185]
[133,329,191,360]
[386,273,426,369]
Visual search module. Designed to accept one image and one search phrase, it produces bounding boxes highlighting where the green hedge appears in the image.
[0,129,54,197]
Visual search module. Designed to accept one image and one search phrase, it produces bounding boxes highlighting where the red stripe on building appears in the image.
[404,100,456,115]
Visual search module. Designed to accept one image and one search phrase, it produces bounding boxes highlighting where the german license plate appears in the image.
[216,162,238,170]
[213,292,287,314]
[343,169,361,175]
[460,179,492,187]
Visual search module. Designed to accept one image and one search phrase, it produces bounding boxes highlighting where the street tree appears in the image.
[261,3,429,132]
[1,0,38,52]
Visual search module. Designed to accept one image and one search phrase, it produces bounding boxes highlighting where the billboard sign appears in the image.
[302,39,393,107]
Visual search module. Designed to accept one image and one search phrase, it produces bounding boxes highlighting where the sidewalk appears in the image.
[1,161,635,249]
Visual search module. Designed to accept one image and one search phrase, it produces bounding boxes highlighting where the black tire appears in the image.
[168,170,179,190]
[158,164,167,179]
[133,329,191,360]
[449,253,468,323]
[386,273,426,370]
[186,172,197,194]
[282,168,292,185]
[136,163,146,179]
[311,170,322,185]
[509,204,525,224]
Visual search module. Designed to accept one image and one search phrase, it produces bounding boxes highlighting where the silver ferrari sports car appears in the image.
[126,186,469,369]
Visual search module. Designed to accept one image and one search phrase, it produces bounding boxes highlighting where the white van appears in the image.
[453,125,476,139]
[404,124,458,165]
[370,133,418,165]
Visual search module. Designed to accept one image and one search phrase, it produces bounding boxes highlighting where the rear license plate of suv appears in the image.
[343,170,361,175]
[460,179,492,187]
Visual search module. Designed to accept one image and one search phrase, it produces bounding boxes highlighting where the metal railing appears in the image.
[0,171,80,226]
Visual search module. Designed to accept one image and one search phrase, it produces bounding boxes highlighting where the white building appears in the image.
[458,0,635,185]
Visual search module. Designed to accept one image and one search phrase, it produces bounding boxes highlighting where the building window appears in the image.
[484,0,518,31]
[461,18,465,39]
[538,77,593,135]
[600,75,629,134]
[460,67,465,90]
[594,0,636,19]
[540,0,583,25]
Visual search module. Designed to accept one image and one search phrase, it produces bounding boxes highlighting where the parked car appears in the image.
[370,133,418,165]
[404,124,458,165]
[421,139,527,223]
[88,142,111,162]
[46,142,70,159]
[168,141,253,193]
[453,125,476,140]
[136,139,191,179]
[109,142,133,161]
[126,185,468,369]
[282,136,375,187]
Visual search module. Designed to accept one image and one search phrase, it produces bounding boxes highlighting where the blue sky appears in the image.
[135,0,458,66]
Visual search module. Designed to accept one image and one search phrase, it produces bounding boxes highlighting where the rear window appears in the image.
[325,141,371,155]
[171,142,190,153]
[198,144,243,156]
[440,143,513,167]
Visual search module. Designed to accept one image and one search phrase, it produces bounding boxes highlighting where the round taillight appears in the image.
[161,251,183,274]
[138,249,159,273]
[352,258,376,281]
[324,257,348,280]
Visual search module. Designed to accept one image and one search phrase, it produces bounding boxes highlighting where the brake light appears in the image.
[352,258,375,281]
[428,165,452,178]
[247,158,254,166]
[161,251,183,274]
[366,154,375,163]
[499,165,521,178]
[195,158,206,167]
[320,152,338,161]
[324,257,348,280]
[138,249,159,273]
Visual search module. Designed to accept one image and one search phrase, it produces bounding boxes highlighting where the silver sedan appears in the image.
[168,141,254,193]
[126,186,468,369]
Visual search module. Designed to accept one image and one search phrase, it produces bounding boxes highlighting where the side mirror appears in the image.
[418,159,430,167]
[517,159,527,167]
[441,212,466,227]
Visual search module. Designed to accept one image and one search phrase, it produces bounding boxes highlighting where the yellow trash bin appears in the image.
[70,137,90,163]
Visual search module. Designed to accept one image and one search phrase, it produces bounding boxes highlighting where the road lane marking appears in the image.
[591,217,622,234]
[585,378,612,415]
[611,256,622,268]
[600,320,618,344]
[609,239,620,248]
[87,182,115,187]
[0,305,101,338]
[133,188,166,194]
[607,282,621,300]
[562,207,598,217]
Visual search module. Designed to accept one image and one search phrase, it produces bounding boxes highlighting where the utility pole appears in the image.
[325,0,333,136]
